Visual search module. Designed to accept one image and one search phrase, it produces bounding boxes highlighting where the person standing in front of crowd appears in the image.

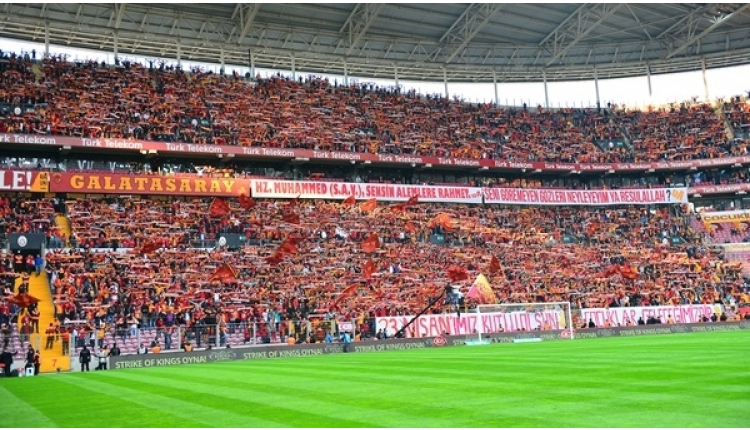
[79,344,91,372]
[33,349,40,375]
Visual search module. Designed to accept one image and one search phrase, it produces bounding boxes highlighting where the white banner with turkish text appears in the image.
[376,304,722,338]
[250,179,483,203]
[482,187,688,206]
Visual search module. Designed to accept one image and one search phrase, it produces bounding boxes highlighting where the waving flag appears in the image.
[282,212,300,224]
[341,195,356,206]
[360,198,378,213]
[362,233,380,254]
[489,255,504,276]
[363,259,376,278]
[209,263,237,282]
[466,274,496,304]
[209,198,231,217]
[239,193,256,210]
[447,265,469,282]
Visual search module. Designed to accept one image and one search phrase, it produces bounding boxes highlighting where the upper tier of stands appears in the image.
[0,52,747,164]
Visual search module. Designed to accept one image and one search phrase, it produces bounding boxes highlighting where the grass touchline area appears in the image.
[1,331,749,428]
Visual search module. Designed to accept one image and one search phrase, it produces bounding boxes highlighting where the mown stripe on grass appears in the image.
[57,373,289,428]
[103,368,429,428]
[98,369,380,428]
[0,384,58,427]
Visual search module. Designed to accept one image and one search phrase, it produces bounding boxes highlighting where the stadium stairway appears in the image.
[31,61,44,83]
[20,272,71,372]
[714,101,735,139]
[56,214,72,247]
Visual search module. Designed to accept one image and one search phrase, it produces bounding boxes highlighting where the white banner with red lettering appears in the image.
[250,179,483,203]
[580,304,722,327]
[376,304,722,338]
[376,309,567,338]
[482,187,688,206]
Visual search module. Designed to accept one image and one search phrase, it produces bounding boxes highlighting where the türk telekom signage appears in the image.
[4,132,750,183]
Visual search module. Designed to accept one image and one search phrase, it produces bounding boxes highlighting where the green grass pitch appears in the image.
[1,331,749,428]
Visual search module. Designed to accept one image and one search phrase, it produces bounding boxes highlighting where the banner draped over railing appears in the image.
[46,173,688,205]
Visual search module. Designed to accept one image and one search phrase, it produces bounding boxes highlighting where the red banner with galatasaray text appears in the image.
[50,172,251,196]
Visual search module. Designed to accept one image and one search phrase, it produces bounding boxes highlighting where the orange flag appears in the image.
[428,213,455,231]
[447,265,469,282]
[362,233,381,254]
[389,202,407,213]
[210,263,237,282]
[363,259,376,278]
[239,193,256,210]
[341,195,356,206]
[404,222,417,234]
[209,198,231,217]
[406,195,419,206]
[360,198,378,212]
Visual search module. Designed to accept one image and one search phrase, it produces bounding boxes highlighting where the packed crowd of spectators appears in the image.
[0,51,748,165]
[723,95,750,138]
[36,196,747,353]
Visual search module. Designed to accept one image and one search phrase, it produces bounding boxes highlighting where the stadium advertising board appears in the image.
[483,187,687,206]
[0,170,49,192]
[4,133,750,184]
[698,209,750,224]
[250,179,483,203]
[376,304,721,338]
[108,322,749,370]
[50,172,252,196]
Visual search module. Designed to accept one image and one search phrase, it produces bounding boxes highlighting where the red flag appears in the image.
[139,239,160,255]
[360,198,378,213]
[8,293,40,308]
[406,195,419,206]
[404,222,417,234]
[239,193,256,210]
[389,202,407,214]
[619,265,639,280]
[282,212,300,224]
[209,263,237,282]
[361,233,380,254]
[287,195,300,209]
[209,198,231,217]
[447,265,469,282]
[342,195,356,206]
[278,238,299,255]
[363,259,376,278]
[332,285,358,308]
[265,252,285,265]
[489,255,503,275]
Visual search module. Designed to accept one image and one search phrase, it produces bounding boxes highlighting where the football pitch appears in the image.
[1,331,748,428]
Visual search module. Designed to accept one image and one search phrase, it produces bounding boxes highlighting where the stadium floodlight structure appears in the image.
[466,302,574,345]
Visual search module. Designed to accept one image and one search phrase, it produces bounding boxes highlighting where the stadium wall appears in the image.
[109,322,750,370]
